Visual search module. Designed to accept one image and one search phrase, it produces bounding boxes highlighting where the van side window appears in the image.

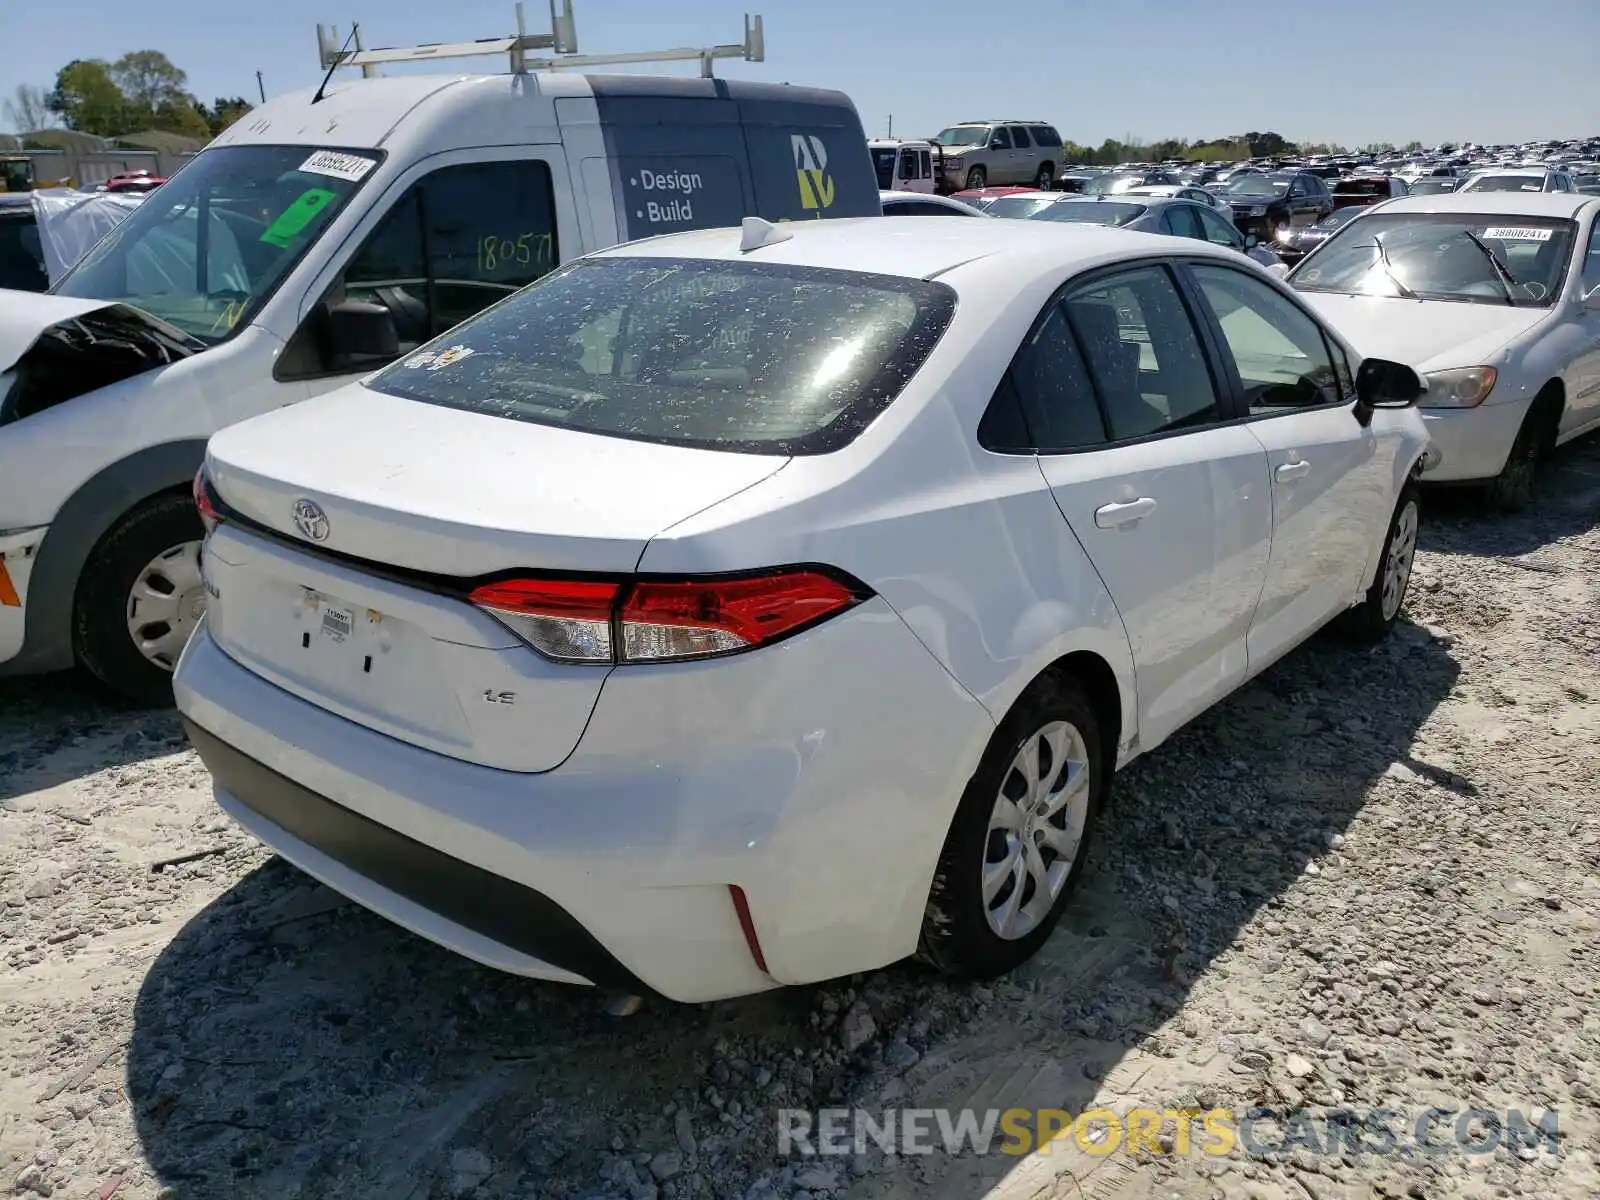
[284,160,560,378]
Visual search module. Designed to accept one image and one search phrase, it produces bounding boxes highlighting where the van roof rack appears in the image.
[317,1,764,79]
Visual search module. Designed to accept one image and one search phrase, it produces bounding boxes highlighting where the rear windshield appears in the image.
[367,257,956,456]
[986,195,1064,219]
[1031,201,1147,226]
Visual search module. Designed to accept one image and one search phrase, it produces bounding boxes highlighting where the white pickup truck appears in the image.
[0,16,879,702]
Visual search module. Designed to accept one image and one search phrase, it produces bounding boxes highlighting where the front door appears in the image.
[1184,261,1396,670]
[1563,219,1600,434]
[1020,263,1273,750]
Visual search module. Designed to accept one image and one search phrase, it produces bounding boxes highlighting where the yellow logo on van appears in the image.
[792,134,836,211]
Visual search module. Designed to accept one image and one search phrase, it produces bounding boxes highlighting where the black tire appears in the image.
[1035,162,1055,190]
[1338,483,1420,643]
[74,492,205,707]
[965,165,987,191]
[919,673,1105,979]
[1484,390,1560,513]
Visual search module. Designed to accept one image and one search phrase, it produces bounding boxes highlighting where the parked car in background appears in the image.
[1083,169,1181,196]
[1289,192,1600,509]
[932,120,1065,191]
[1577,174,1600,197]
[951,185,1041,211]
[0,194,47,292]
[1029,196,1283,267]
[870,140,941,194]
[104,170,167,194]
[1055,168,1106,194]
[1332,176,1408,210]
[879,190,988,216]
[1459,169,1576,194]
[1221,172,1332,241]
[979,190,1071,219]
[1118,184,1235,224]
[1406,177,1460,197]
[1272,205,1367,265]
[174,215,1431,1003]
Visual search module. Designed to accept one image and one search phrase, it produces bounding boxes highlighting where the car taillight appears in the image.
[193,465,221,534]
[468,568,869,665]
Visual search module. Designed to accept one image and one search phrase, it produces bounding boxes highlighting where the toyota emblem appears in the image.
[293,498,330,542]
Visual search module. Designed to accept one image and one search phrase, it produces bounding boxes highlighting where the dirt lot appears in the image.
[3,441,1599,1200]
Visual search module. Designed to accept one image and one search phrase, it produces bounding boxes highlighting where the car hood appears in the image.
[1294,291,1548,369]
[0,290,199,427]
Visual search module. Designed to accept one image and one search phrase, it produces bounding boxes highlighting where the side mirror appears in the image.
[319,300,399,370]
[1356,357,1424,409]
[1244,233,1260,249]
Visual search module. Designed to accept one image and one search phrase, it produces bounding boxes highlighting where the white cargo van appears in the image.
[0,10,879,702]
[867,139,941,194]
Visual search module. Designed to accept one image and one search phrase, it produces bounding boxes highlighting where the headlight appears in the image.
[1420,366,1498,409]
[1244,205,1265,216]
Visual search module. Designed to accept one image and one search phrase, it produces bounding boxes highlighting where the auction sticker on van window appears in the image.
[1482,226,1554,241]
[298,149,378,182]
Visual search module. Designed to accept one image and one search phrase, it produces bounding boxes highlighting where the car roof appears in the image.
[1375,192,1597,219]
[589,215,1246,282]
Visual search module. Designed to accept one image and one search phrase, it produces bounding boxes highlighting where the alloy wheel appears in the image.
[1381,499,1419,622]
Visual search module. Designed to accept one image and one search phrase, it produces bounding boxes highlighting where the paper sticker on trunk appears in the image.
[260,188,337,248]
[320,604,354,644]
[299,150,378,183]
[1482,226,1553,242]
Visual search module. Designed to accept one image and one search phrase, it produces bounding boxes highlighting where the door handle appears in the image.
[1094,497,1157,528]
[1275,460,1311,482]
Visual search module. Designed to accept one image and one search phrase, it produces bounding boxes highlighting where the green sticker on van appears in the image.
[259,187,337,248]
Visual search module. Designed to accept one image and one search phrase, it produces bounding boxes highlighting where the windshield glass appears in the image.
[934,127,990,148]
[1030,201,1146,226]
[1291,213,1576,307]
[1467,174,1544,193]
[871,149,897,190]
[1226,176,1283,198]
[53,145,380,343]
[1316,207,1363,230]
[985,195,1063,219]
[366,257,956,456]
[1083,173,1143,197]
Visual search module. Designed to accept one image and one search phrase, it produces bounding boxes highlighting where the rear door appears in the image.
[1018,262,1273,749]
[731,83,881,219]
[1182,261,1395,669]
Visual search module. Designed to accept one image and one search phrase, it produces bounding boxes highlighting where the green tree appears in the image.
[111,50,191,126]
[148,95,211,139]
[205,96,253,135]
[47,59,130,136]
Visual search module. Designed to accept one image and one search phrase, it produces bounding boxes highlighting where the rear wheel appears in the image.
[919,674,1104,978]
[965,165,987,191]
[74,493,205,707]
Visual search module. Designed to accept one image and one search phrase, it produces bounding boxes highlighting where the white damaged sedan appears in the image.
[175,217,1431,1002]
[1287,192,1600,508]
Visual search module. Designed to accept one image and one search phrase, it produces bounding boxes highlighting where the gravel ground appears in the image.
[3,440,1599,1200]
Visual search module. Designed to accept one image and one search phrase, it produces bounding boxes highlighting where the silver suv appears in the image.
[932,121,1065,192]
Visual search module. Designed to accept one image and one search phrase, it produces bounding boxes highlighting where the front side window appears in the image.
[1159,205,1204,241]
[1191,264,1341,412]
[989,128,1013,150]
[54,144,379,343]
[1196,206,1243,247]
[1062,265,1219,441]
[1583,220,1600,290]
[367,258,956,456]
[1290,212,1576,306]
[328,160,558,359]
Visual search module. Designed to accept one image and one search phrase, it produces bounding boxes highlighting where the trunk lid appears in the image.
[202,384,790,772]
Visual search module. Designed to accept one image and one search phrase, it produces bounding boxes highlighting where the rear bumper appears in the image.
[174,599,993,1003]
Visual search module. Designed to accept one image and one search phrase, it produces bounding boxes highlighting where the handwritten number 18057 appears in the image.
[477,232,555,274]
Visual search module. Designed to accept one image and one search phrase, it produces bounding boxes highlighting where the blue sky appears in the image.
[3,0,1597,147]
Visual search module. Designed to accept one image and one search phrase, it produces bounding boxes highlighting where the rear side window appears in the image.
[1032,126,1063,149]
[368,258,956,455]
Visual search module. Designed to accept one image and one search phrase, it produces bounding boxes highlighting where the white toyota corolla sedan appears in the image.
[1287,192,1600,508]
[174,217,1431,1003]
